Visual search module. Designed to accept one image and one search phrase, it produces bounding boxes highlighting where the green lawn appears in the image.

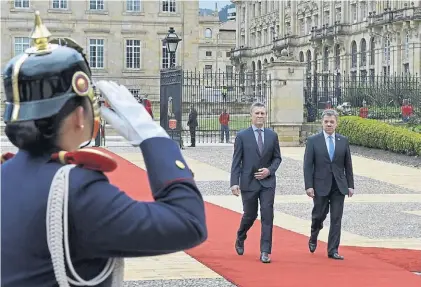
[198,115,250,130]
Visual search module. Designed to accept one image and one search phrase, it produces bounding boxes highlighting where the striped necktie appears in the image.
[257,129,263,154]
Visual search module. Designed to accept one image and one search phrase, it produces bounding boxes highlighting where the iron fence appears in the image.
[304,72,421,122]
[302,43,421,123]
[181,69,272,144]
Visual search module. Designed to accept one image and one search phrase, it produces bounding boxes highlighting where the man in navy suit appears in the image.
[304,109,354,260]
[230,102,282,263]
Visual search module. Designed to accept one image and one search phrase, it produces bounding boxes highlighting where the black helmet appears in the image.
[2,11,100,138]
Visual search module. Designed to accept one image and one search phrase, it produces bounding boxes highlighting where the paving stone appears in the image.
[274,202,421,239]
[123,278,235,287]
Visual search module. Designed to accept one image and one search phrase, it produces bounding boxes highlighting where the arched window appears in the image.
[323,46,329,71]
[306,50,312,72]
[383,34,390,65]
[351,41,357,68]
[205,28,212,38]
[404,31,410,61]
[299,51,304,62]
[369,37,375,65]
[334,44,341,70]
[360,38,367,66]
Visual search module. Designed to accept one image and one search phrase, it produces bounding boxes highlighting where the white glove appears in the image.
[96,81,169,146]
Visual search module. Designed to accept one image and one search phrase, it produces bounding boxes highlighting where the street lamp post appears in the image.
[163,27,182,147]
[165,27,182,69]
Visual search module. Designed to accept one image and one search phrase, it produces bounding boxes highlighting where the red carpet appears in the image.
[99,148,421,287]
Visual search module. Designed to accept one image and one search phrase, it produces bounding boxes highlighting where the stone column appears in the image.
[318,2,323,27]
[340,1,346,23]
[245,2,249,46]
[330,1,335,25]
[279,1,285,37]
[265,50,306,147]
[291,1,297,35]
[236,3,241,47]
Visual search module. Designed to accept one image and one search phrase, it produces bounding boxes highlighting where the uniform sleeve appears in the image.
[69,137,207,259]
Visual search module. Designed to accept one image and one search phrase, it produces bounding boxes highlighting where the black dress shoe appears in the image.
[308,239,317,253]
[235,240,244,255]
[260,252,271,263]
[328,253,344,260]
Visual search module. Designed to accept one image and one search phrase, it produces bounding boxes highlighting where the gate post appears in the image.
[160,68,183,147]
[265,49,305,146]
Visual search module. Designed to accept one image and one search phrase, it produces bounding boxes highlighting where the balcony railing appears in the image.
[272,35,298,51]
[310,22,348,43]
[367,4,421,28]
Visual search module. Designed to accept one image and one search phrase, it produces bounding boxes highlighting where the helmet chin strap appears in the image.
[79,139,92,149]
[79,106,100,149]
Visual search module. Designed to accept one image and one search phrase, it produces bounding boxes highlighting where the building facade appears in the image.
[227,7,236,21]
[0,0,236,101]
[198,14,236,75]
[230,0,421,99]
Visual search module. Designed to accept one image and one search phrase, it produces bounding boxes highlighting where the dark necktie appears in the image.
[257,129,263,154]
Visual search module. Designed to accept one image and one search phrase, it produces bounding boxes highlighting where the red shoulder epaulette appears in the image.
[1,152,15,164]
[51,148,117,172]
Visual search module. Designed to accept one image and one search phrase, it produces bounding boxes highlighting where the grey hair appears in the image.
[250,102,266,114]
[321,109,339,120]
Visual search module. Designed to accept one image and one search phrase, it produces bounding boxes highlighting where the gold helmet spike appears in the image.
[30,11,52,51]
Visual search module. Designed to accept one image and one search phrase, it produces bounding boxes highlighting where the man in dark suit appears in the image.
[303,109,354,260]
[187,105,198,147]
[230,102,282,263]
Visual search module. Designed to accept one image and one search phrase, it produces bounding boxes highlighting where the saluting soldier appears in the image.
[1,12,207,287]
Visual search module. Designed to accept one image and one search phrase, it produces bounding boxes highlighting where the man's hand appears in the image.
[254,168,270,180]
[231,185,240,196]
[306,188,315,198]
[348,188,354,197]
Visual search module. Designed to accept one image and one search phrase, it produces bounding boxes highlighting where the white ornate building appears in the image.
[230,0,421,96]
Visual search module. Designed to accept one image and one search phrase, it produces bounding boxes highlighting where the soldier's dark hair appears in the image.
[5,96,91,156]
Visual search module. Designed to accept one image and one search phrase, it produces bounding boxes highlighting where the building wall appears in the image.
[198,15,236,74]
[1,0,235,102]
[231,0,421,78]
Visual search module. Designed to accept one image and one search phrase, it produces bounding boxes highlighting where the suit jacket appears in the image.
[230,127,282,192]
[1,137,207,287]
[187,109,198,127]
[303,132,355,196]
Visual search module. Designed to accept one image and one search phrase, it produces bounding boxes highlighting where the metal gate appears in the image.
[160,68,183,146]
[96,69,272,147]
[179,69,272,144]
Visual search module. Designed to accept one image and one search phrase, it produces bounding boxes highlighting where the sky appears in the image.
[199,0,233,11]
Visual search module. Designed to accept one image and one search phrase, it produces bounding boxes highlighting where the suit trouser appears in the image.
[310,177,345,255]
[237,186,275,253]
[189,127,196,146]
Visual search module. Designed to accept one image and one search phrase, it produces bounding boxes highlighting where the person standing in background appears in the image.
[142,94,153,119]
[187,105,198,147]
[219,109,230,143]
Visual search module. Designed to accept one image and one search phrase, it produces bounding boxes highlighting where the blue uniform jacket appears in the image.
[1,137,207,286]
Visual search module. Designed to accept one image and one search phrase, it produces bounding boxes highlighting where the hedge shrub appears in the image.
[337,116,421,156]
